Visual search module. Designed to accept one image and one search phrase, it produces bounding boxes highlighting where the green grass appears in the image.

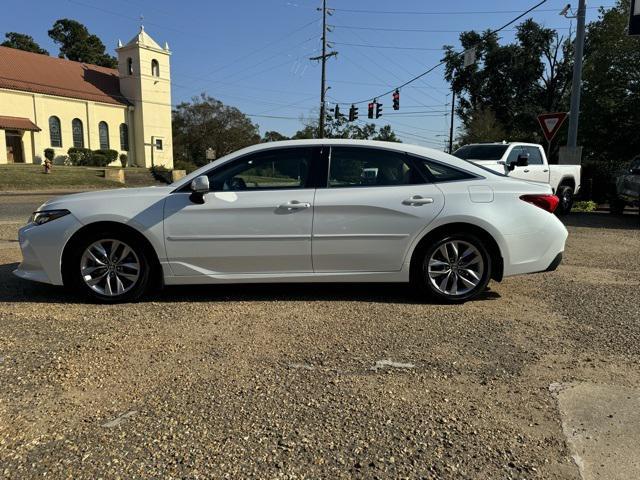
[0,164,159,191]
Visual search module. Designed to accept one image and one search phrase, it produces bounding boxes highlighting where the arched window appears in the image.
[119,123,129,151]
[151,59,160,77]
[49,116,62,147]
[98,121,109,149]
[72,118,84,148]
[127,57,133,75]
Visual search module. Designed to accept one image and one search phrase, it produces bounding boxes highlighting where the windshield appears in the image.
[453,144,509,161]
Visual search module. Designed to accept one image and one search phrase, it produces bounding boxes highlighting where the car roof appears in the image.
[174,139,493,188]
[460,142,541,147]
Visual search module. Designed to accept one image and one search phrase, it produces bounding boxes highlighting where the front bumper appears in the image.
[13,213,82,286]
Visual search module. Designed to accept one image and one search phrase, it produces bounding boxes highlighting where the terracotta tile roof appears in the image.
[0,46,129,106]
[0,115,41,131]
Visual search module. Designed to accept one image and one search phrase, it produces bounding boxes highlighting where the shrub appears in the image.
[88,153,109,167]
[86,149,118,167]
[67,147,92,166]
[571,200,598,212]
[119,153,128,168]
[94,149,118,164]
[173,159,198,174]
[44,148,55,162]
[149,165,172,184]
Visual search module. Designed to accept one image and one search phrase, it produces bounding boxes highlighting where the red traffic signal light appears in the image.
[368,102,374,119]
[392,89,400,110]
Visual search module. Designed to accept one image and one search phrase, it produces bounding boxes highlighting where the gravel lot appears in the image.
[0,197,639,479]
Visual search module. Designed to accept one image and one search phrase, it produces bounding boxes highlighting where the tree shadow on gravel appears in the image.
[0,262,501,305]
[563,211,639,230]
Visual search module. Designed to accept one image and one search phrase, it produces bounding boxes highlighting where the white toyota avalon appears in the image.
[14,140,567,303]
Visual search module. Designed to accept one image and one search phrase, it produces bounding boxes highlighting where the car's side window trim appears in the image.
[326,145,428,189]
[174,146,321,193]
[409,153,484,183]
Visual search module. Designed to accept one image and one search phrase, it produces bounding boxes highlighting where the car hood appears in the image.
[38,186,174,211]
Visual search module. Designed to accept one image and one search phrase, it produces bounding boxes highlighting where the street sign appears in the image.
[537,112,568,142]
[630,0,640,36]
[463,47,476,68]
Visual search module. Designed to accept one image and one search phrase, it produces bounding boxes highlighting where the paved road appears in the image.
[0,193,639,478]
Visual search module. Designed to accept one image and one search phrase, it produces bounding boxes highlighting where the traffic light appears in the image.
[334,104,341,119]
[375,100,383,119]
[367,102,374,119]
[349,104,358,122]
[392,89,400,110]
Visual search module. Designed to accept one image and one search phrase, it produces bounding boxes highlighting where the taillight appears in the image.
[519,194,560,213]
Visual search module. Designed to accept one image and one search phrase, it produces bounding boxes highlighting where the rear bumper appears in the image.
[502,214,568,277]
[544,252,563,272]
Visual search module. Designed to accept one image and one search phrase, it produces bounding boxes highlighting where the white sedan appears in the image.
[14,140,567,303]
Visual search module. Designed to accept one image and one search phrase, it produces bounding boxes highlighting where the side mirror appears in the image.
[189,175,209,204]
[508,154,529,171]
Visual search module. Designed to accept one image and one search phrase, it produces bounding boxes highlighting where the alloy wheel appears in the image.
[80,239,140,297]
[426,240,485,296]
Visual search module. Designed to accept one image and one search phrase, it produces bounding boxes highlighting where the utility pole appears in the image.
[448,89,456,154]
[565,0,586,162]
[310,0,337,138]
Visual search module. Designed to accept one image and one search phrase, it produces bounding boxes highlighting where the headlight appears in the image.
[28,209,71,226]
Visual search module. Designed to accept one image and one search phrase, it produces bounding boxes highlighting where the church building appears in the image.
[0,26,173,168]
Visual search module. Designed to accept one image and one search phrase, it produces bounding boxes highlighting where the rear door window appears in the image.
[328,147,425,188]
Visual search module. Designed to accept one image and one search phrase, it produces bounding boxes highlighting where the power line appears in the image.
[336,28,449,105]
[341,0,550,105]
[332,42,441,51]
[332,24,570,33]
[328,5,610,15]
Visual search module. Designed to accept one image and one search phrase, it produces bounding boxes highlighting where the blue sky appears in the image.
[1,0,609,148]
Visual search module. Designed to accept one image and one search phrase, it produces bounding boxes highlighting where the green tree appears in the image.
[173,93,260,166]
[262,131,290,142]
[292,115,401,142]
[373,125,401,143]
[1,32,48,55]
[48,19,116,68]
[457,108,507,145]
[581,1,640,163]
[443,19,573,145]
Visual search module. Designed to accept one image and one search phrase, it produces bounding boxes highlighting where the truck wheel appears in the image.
[556,186,574,216]
[610,197,625,215]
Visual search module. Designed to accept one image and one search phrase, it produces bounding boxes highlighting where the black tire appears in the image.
[413,233,492,303]
[610,197,625,215]
[64,229,151,303]
[555,185,574,216]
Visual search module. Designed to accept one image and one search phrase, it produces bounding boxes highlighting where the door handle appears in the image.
[523,169,530,173]
[403,195,434,206]
[278,200,311,210]
[543,169,549,172]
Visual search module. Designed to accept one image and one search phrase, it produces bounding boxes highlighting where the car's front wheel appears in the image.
[415,233,491,303]
[65,231,151,303]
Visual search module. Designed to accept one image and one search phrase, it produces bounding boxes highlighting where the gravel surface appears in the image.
[0,202,638,479]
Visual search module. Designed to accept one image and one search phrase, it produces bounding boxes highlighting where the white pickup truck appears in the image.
[453,142,581,215]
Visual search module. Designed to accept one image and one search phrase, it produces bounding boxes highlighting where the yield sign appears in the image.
[537,112,568,142]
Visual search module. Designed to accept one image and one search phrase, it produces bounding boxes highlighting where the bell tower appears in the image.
[116,26,173,168]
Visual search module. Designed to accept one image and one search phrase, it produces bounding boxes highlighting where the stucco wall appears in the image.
[0,88,131,166]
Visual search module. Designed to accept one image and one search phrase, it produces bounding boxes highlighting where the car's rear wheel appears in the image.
[415,233,491,303]
[555,185,574,216]
[66,231,150,303]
